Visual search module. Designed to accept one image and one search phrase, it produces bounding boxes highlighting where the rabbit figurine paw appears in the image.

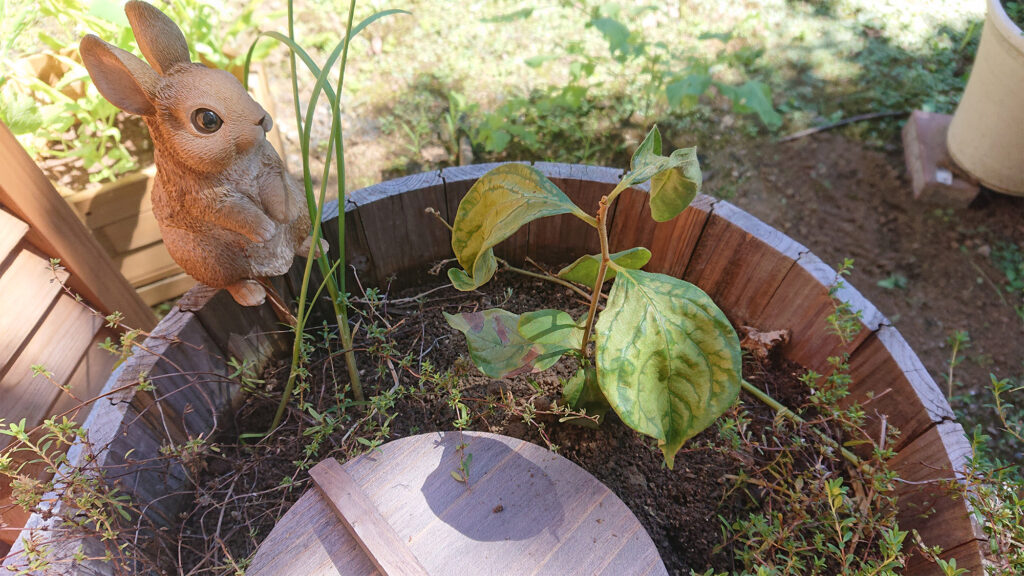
[80,0,324,307]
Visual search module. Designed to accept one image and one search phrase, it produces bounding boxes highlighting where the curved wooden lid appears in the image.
[248,431,668,576]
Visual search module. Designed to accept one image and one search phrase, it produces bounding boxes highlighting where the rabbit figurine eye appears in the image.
[192,108,223,133]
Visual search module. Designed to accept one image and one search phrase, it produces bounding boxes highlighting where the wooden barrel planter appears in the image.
[3,163,984,574]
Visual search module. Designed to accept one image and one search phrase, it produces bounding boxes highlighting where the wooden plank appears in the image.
[246,487,379,576]
[844,326,955,453]
[309,459,430,576]
[0,327,113,549]
[683,200,805,326]
[0,295,102,451]
[0,246,69,376]
[95,308,233,525]
[63,166,156,231]
[904,538,985,576]
[0,208,29,265]
[322,196,377,292]
[753,251,886,374]
[179,284,289,376]
[137,272,196,306]
[349,171,447,287]
[91,207,163,255]
[442,162,530,264]
[609,189,715,278]
[889,421,985,557]
[529,164,620,264]
[46,327,119,422]
[0,121,155,330]
[112,241,181,287]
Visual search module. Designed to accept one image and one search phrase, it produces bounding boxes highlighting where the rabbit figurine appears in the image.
[79,0,322,307]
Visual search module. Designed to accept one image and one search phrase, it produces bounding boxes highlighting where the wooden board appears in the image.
[844,326,955,453]
[248,432,667,576]
[63,166,156,230]
[321,197,376,293]
[753,251,886,374]
[309,460,429,576]
[609,189,715,279]
[137,272,196,307]
[0,208,29,266]
[178,283,289,376]
[112,241,181,288]
[529,164,620,264]
[0,121,155,330]
[0,295,102,451]
[91,207,163,255]
[684,200,805,326]
[888,421,985,558]
[349,171,447,287]
[0,246,69,376]
[46,327,119,422]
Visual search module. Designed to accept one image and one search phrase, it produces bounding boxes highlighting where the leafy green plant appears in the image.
[469,1,782,160]
[442,125,741,467]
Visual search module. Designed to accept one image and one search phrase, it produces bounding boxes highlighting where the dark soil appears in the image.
[177,272,816,576]
[701,132,1024,460]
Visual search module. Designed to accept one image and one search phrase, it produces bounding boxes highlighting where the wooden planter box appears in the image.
[2,164,984,574]
[63,166,195,306]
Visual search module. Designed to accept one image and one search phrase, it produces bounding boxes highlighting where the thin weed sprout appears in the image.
[243,0,412,431]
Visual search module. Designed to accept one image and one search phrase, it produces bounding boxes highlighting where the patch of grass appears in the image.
[991,242,1024,322]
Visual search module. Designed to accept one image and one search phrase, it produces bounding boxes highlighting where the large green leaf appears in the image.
[448,164,589,290]
[666,74,712,110]
[621,126,702,222]
[557,247,652,285]
[445,308,569,379]
[594,269,741,468]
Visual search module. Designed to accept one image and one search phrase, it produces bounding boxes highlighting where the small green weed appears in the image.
[991,242,1024,322]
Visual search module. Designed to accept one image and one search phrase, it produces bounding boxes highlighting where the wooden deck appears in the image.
[0,121,154,554]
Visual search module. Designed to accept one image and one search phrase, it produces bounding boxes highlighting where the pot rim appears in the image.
[988,0,1024,51]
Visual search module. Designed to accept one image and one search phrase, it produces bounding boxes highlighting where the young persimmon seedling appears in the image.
[443,126,741,468]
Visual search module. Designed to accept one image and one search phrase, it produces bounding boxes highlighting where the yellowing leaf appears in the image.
[517,309,583,353]
[449,164,590,290]
[445,308,570,379]
[557,247,652,286]
[594,269,741,468]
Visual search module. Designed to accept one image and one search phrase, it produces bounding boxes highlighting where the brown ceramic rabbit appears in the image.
[79,0,322,307]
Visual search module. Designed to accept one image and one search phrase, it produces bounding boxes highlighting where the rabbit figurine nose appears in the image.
[259,113,273,133]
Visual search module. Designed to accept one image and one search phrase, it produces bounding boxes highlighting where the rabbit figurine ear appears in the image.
[79,35,159,116]
[125,0,192,74]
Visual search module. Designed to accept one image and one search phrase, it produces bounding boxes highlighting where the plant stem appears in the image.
[332,0,363,406]
[740,378,865,469]
[580,197,612,356]
[498,258,593,301]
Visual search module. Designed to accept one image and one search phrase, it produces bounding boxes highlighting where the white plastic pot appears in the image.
[947,0,1024,196]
